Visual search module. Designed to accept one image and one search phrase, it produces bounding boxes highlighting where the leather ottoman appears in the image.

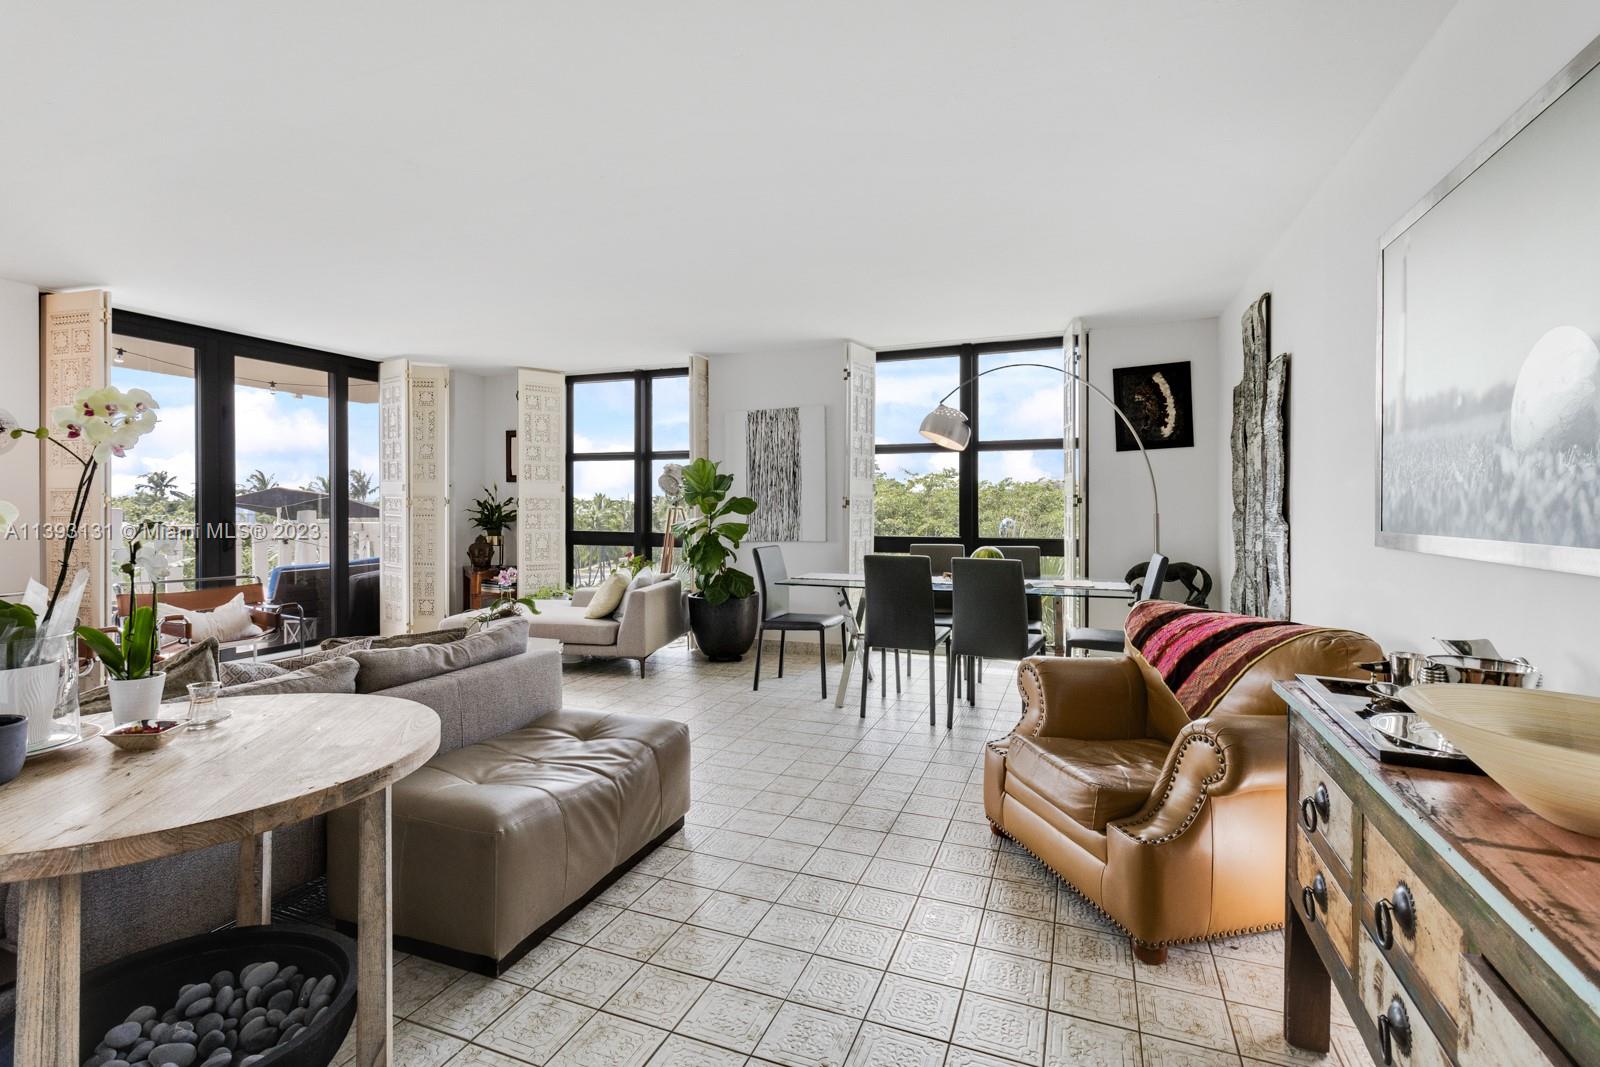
[328,707,690,973]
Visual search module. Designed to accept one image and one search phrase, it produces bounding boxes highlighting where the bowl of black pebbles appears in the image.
[1,923,357,1067]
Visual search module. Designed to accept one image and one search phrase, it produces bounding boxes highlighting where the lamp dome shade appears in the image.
[918,404,972,450]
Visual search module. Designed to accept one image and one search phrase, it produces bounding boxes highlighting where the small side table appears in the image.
[462,567,515,611]
[0,693,440,1067]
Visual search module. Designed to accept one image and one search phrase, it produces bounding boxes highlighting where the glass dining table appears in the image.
[777,571,1136,708]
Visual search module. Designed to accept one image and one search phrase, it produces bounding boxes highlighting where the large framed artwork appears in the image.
[1112,361,1194,451]
[724,405,827,542]
[1378,33,1600,576]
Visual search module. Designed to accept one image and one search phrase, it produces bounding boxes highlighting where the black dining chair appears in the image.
[861,553,950,724]
[947,556,1046,727]
[1063,553,1170,655]
[752,545,849,698]
[996,545,1045,634]
[907,542,963,681]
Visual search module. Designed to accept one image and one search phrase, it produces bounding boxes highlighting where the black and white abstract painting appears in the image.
[727,405,827,542]
[1378,43,1600,575]
[1112,361,1194,451]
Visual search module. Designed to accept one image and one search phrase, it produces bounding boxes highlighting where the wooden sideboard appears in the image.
[1279,679,1598,1067]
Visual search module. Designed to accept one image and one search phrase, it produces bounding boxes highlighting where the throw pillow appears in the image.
[320,628,467,651]
[583,573,629,619]
[349,619,526,693]
[81,637,221,714]
[219,659,290,686]
[277,637,376,671]
[165,593,261,644]
[614,570,657,624]
[221,656,359,696]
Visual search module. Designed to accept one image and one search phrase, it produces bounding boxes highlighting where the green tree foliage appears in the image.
[349,469,377,502]
[137,470,181,500]
[872,465,1065,539]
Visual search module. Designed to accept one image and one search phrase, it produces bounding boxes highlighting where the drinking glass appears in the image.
[185,681,228,729]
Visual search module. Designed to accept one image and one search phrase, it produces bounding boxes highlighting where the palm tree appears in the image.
[305,475,333,497]
[138,470,179,500]
[349,469,377,502]
[241,470,278,493]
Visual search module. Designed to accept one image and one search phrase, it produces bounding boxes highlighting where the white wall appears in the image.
[1088,319,1220,628]
[1216,0,1600,692]
[707,343,849,642]
[0,278,40,595]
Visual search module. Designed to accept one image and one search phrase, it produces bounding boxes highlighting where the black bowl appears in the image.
[1,923,355,1067]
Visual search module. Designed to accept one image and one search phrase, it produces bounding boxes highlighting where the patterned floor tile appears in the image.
[606,964,711,1029]
[951,992,1047,1065]
[1134,947,1223,998]
[845,1021,949,1066]
[652,925,746,979]
[475,989,594,1062]
[1135,985,1236,1054]
[1048,964,1139,1030]
[501,938,582,989]
[787,955,883,1017]
[865,973,962,1041]
[634,879,717,921]
[1053,927,1135,978]
[1043,1012,1141,1066]
[1139,1033,1244,1065]
[904,899,983,944]
[546,1012,668,1067]
[816,917,902,969]
[538,947,643,1008]
[755,1002,862,1067]
[411,974,528,1039]
[591,910,684,961]
[967,948,1051,1009]
[888,933,975,988]
[646,1033,751,1066]
[394,954,470,1016]
[751,904,837,952]
[718,939,812,998]
[1227,1002,1338,1065]
[676,981,784,1053]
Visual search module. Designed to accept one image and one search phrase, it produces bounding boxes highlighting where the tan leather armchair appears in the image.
[984,623,1378,963]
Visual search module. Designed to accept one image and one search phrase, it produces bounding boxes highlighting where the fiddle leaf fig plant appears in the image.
[674,458,758,605]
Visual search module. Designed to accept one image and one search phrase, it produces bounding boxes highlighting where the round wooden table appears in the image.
[0,693,441,1067]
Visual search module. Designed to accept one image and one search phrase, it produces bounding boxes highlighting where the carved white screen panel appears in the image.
[41,290,109,626]
[378,360,409,635]
[844,341,876,573]
[689,354,710,461]
[377,359,451,634]
[516,369,565,594]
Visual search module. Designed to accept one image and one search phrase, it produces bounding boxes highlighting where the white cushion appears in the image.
[164,592,260,644]
[583,573,629,619]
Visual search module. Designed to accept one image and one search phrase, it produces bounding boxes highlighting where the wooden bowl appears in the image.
[1402,684,1600,836]
[102,719,184,753]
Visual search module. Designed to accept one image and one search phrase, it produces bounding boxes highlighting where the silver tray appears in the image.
[1294,674,1479,772]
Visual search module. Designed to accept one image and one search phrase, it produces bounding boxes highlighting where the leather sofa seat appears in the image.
[1006,735,1169,830]
[329,707,690,968]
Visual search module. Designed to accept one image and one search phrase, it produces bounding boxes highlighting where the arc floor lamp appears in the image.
[917,362,1161,554]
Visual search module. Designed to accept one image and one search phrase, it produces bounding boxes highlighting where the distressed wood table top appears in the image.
[0,693,440,882]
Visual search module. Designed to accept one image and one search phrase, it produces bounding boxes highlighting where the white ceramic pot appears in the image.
[108,673,168,726]
[0,661,61,745]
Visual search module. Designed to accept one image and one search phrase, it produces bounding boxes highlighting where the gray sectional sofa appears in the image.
[0,622,691,1021]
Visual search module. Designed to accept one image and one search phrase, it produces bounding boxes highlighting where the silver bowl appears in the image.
[1422,655,1540,688]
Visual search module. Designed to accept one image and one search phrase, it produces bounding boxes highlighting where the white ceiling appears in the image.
[0,1,1453,371]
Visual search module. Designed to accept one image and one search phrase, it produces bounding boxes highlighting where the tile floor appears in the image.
[334,640,1372,1067]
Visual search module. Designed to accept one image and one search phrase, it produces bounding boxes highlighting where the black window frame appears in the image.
[110,310,382,638]
[874,337,1066,563]
[565,368,690,585]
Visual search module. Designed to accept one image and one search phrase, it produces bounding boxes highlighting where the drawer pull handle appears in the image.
[1299,783,1330,833]
[1301,872,1328,921]
[1374,897,1395,949]
[1374,883,1416,949]
[1376,995,1412,1064]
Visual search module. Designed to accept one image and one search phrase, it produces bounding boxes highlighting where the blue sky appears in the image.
[571,375,688,499]
[875,346,1065,479]
[108,366,381,498]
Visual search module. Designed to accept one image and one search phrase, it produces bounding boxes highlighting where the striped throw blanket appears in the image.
[1126,600,1333,719]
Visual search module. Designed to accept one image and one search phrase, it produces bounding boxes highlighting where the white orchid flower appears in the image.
[124,387,160,412]
[76,385,124,418]
[0,500,17,536]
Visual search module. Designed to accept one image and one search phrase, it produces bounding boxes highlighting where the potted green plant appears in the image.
[467,484,517,568]
[76,525,167,724]
[674,458,760,660]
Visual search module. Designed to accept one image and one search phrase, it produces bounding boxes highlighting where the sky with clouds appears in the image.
[108,366,381,498]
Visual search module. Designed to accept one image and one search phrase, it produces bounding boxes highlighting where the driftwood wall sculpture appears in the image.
[1229,293,1291,619]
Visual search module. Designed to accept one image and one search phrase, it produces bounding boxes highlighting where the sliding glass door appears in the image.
[112,312,382,640]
